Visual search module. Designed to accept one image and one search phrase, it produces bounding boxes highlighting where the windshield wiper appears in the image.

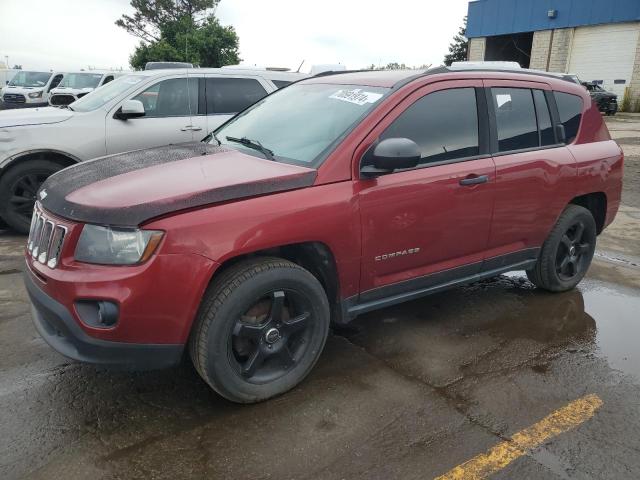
[225,136,274,161]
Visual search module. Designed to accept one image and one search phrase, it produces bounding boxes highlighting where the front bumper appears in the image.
[24,268,184,369]
[1,101,48,109]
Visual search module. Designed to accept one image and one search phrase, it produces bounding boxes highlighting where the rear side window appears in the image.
[491,88,538,152]
[533,90,555,146]
[555,92,583,143]
[380,87,479,165]
[206,77,267,114]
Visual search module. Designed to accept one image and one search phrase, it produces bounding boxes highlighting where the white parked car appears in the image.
[0,67,307,232]
[1,71,65,108]
[49,71,125,107]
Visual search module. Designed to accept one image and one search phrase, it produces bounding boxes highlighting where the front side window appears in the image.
[213,83,388,166]
[555,92,583,143]
[492,88,539,152]
[132,77,198,118]
[59,73,103,89]
[206,77,268,114]
[9,71,51,88]
[380,87,479,165]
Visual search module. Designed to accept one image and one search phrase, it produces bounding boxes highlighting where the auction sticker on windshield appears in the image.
[329,89,383,106]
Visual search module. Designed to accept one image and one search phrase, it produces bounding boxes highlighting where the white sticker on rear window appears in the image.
[496,94,512,108]
[329,89,383,106]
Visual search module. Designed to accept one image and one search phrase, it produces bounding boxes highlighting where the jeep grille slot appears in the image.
[27,207,67,269]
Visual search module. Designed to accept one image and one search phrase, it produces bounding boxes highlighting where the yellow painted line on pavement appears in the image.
[435,393,603,480]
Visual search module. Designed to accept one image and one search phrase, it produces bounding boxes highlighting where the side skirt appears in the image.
[341,253,538,322]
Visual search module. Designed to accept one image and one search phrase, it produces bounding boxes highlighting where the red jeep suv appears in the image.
[24,67,623,403]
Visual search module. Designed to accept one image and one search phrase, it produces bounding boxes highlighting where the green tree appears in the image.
[116,0,240,69]
[443,17,468,66]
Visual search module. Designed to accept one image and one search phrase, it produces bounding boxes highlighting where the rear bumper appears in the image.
[24,268,184,369]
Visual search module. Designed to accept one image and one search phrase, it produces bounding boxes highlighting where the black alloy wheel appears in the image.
[230,289,314,383]
[527,204,596,292]
[555,221,591,281]
[190,257,330,403]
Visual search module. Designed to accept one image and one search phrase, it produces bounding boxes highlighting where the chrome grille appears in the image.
[27,208,67,269]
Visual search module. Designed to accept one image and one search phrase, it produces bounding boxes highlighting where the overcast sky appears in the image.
[0,0,469,72]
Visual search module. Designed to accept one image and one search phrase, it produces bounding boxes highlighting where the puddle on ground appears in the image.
[503,272,640,380]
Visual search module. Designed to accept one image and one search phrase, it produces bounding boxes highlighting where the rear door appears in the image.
[357,80,496,298]
[482,80,578,268]
[204,75,270,133]
[105,74,200,154]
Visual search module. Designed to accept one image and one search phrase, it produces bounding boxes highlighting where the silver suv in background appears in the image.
[49,71,126,106]
[0,67,307,232]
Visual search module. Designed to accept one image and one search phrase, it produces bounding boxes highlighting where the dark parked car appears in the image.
[24,66,623,403]
[583,82,618,115]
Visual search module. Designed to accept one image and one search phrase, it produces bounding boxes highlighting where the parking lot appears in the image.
[0,116,639,479]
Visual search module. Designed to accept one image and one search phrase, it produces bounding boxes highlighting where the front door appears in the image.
[357,81,496,300]
[105,75,200,155]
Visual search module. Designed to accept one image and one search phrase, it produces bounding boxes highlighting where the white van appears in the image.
[49,71,125,106]
[0,67,307,232]
[1,71,65,108]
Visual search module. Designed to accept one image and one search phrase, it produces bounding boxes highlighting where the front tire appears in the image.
[190,257,330,403]
[0,160,62,233]
[526,205,597,292]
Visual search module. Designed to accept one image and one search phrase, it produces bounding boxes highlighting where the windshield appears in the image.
[70,74,147,112]
[213,83,388,166]
[59,73,103,89]
[8,71,52,88]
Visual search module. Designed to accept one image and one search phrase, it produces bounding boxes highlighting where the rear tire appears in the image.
[526,205,596,292]
[190,257,330,403]
[0,160,62,234]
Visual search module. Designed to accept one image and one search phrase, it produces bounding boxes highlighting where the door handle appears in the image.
[459,174,489,186]
[181,125,202,131]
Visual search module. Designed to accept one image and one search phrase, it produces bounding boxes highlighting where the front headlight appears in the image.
[28,91,43,99]
[74,225,164,265]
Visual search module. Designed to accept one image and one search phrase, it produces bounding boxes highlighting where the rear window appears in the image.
[491,88,538,152]
[206,77,267,114]
[555,92,583,143]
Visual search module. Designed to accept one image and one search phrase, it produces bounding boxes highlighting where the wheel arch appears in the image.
[209,241,345,325]
[0,149,80,176]
[569,192,607,234]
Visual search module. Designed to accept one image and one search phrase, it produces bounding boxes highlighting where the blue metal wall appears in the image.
[467,0,640,38]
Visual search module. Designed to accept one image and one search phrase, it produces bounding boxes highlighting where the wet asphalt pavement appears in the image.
[2,118,640,480]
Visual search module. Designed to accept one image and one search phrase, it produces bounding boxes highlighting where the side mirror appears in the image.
[360,138,421,177]
[115,99,145,120]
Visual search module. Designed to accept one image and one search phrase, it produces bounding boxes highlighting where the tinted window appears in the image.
[215,83,387,165]
[492,88,538,152]
[273,80,292,89]
[533,90,555,146]
[133,77,198,117]
[206,77,267,114]
[555,92,583,143]
[380,88,479,165]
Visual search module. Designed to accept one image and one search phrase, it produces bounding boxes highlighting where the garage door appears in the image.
[568,22,640,98]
